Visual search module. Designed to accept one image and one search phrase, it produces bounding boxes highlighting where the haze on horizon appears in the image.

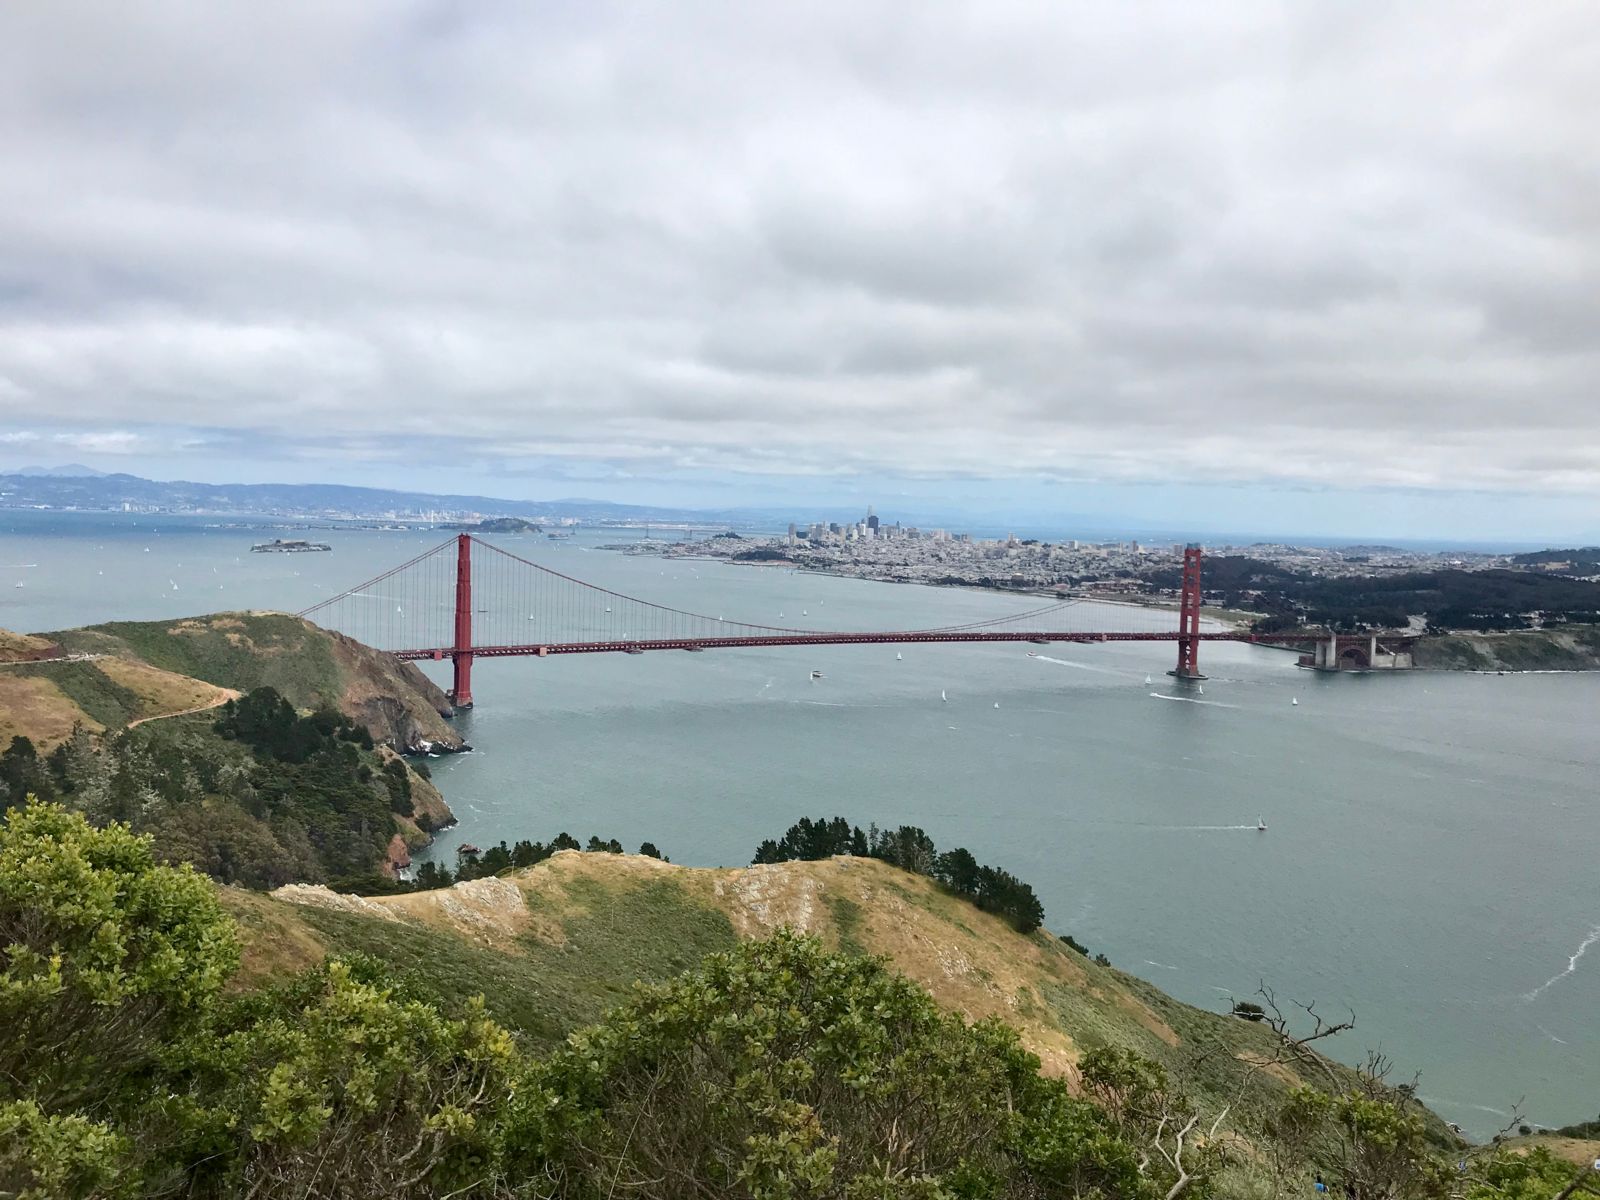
[1,3,1597,542]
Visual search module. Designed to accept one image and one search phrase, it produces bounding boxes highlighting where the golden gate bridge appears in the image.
[299,536,1308,707]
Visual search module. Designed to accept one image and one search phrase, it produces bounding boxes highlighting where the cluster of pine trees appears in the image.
[0,686,442,889]
[753,815,1046,933]
[402,835,665,890]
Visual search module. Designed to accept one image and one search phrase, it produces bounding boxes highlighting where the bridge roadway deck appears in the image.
[391,630,1301,660]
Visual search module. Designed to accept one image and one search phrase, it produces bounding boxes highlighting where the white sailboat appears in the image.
[895,652,902,661]
[1144,675,1152,685]
[940,689,948,703]
[1291,697,1299,706]
[1256,816,1267,832]
[993,701,1000,709]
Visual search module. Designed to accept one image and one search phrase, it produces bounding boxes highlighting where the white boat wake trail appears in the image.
[1149,692,1240,709]
[1032,655,1123,677]
[1523,924,1600,1001]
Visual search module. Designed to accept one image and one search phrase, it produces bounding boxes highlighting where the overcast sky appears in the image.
[1,2,1596,540]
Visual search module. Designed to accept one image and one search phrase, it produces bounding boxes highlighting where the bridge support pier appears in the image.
[1167,543,1208,682]
[451,652,474,709]
[450,533,475,709]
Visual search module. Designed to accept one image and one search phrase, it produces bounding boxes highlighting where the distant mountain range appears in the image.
[0,468,762,526]
[10,463,108,477]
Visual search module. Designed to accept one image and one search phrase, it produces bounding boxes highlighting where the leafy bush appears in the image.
[501,930,1146,1197]
[0,802,239,1113]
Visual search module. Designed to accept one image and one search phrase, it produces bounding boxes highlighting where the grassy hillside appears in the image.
[0,628,58,661]
[1415,627,1600,671]
[0,649,233,748]
[1,615,459,886]
[246,851,1419,1150]
[50,611,464,750]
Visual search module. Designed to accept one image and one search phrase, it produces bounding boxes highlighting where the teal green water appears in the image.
[2,512,1596,1137]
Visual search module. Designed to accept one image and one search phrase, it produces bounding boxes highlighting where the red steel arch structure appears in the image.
[299,534,1291,708]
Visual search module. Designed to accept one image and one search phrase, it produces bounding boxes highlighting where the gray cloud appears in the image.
[1,0,1597,500]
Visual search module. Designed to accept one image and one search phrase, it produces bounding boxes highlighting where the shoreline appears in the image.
[601,544,1600,670]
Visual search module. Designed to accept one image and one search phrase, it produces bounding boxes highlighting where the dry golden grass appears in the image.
[0,673,98,746]
[218,889,328,988]
[268,852,1197,1081]
[0,628,56,662]
[1509,1136,1600,1167]
[98,656,236,723]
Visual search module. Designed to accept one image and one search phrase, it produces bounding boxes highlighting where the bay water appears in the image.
[2,510,1595,1137]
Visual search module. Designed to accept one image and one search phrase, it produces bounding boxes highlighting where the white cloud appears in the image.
[0,1,1597,501]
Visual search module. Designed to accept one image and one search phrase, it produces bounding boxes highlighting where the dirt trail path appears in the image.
[127,688,240,728]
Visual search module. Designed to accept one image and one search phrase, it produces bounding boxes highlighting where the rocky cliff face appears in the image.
[325,629,466,753]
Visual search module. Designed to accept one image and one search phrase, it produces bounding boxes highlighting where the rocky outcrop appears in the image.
[325,629,467,753]
[1416,627,1600,671]
[377,746,455,846]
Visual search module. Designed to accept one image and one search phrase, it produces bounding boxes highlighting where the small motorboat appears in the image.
[1026,651,1039,658]
[810,670,824,680]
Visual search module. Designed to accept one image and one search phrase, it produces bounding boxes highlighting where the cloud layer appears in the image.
[1,1,1597,498]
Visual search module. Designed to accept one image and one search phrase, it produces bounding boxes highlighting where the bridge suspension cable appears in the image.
[298,535,1140,652]
[297,533,1197,705]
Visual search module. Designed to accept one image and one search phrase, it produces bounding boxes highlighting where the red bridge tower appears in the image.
[451,533,474,708]
[1168,543,1206,681]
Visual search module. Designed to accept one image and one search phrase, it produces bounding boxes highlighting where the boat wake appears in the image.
[1031,655,1123,677]
[1144,960,1180,971]
[1149,692,1239,709]
[1523,924,1600,1001]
